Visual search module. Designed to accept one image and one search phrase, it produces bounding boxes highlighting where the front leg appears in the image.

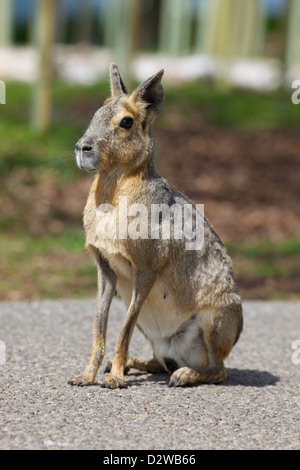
[68,247,116,386]
[103,268,156,389]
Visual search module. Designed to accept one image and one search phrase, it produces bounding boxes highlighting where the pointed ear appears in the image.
[110,63,128,97]
[131,69,164,119]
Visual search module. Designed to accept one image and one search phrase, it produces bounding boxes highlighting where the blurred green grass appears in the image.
[0,229,96,300]
[227,238,300,300]
[1,79,299,300]
[164,81,300,130]
[2,79,299,176]
[1,79,298,183]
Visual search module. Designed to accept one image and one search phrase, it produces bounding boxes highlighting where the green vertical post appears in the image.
[103,0,141,85]
[31,0,56,133]
[199,0,266,87]
[0,0,14,45]
[285,0,300,71]
[234,0,266,58]
[159,0,193,55]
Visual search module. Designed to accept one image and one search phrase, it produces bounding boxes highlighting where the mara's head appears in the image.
[75,64,164,173]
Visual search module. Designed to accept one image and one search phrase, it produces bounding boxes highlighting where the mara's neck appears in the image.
[93,153,157,207]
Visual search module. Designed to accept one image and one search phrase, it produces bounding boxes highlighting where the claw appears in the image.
[102,374,126,389]
[168,367,198,387]
[168,377,184,387]
[67,375,95,387]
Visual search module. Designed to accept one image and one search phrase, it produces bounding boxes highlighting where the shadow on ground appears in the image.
[224,368,279,387]
[92,368,279,389]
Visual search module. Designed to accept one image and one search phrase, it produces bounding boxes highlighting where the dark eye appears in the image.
[119,117,133,129]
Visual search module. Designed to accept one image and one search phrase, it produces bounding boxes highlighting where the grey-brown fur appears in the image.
[68,64,243,389]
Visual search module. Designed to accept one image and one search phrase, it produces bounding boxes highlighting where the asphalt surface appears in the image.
[0,298,299,450]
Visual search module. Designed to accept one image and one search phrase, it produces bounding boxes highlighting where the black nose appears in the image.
[75,142,93,153]
[82,143,93,152]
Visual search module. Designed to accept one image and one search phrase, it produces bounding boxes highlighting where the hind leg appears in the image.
[168,303,242,387]
[125,356,166,373]
[105,356,165,375]
[168,364,227,387]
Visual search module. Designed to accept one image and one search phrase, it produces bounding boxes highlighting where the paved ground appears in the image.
[0,298,299,450]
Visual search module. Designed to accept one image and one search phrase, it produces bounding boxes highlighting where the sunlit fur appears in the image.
[69,64,243,389]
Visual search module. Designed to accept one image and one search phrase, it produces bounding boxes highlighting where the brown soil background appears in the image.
[156,124,300,242]
[3,108,300,301]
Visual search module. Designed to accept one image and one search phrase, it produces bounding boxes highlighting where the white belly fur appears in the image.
[94,245,210,372]
[116,271,209,371]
